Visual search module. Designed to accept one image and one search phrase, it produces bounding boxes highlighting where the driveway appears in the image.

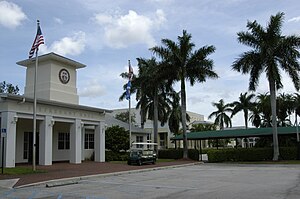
[1,163,300,199]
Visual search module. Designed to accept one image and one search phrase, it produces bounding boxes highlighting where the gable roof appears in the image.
[105,114,149,134]
[171,127,299,140]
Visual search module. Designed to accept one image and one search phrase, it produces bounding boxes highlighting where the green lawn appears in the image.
[0,167,47,175]
[111,159,176,164]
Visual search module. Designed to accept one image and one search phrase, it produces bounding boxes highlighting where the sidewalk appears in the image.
[0,160,197,188]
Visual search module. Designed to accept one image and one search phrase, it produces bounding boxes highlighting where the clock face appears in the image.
[59,69,70,84]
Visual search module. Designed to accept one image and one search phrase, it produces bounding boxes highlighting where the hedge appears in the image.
[105,151,129,162]
[206,147,297,162]
[158,149,199,161]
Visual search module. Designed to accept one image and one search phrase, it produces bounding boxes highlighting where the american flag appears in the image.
[128,60,133,81]
[29,21,44,58]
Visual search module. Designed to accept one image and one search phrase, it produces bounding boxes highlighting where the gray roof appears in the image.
[16,52,86,69]
[105,114,149,134]
[0,93,111,113]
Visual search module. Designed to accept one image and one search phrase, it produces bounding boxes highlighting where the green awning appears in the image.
[171,127,299,140]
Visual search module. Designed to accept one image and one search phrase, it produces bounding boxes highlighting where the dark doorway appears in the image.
[24,132,39,164]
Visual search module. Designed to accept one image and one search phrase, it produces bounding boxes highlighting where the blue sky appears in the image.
[1,0,300,126]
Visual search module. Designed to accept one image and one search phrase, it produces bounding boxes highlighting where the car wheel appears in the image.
[138,160,142,166]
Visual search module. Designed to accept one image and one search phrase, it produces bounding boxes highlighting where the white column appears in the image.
[39,115,53,165]
[0,112,17,168]
[95,121,105,162]
[81,126,85,161]
[70,119,82,164]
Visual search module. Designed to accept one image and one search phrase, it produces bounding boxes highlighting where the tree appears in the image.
[190,123,217,132]
[208,99,233,130]
[249,104,262,128]
[115,111,136,124]
[256,93,272,127]
[167,91,190,136]
[0,81,19,94]
[151,30,218,158]
[232,12,300,160]
[230,92,255,129]
[105,126,129,152]
[134,58,171,151]
[277,93,293,127]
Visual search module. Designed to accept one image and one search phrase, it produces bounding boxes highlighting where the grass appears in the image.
[0,167,47,175]
[110,158,176,164]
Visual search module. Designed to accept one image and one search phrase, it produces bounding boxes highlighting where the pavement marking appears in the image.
[0,178,19,189]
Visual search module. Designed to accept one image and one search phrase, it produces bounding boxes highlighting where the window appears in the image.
[85,133,94,149]
[136,136,144,148]
[58,132,70,150]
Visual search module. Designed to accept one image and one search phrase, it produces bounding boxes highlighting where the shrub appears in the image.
[206,147,297,162]
[105,151,129,162]
[158,149,199,161]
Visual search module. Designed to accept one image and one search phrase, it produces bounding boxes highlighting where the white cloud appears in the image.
[93,9,166,48]
[79,79,106,97]
[0,1,27,29]
[54,17,63,25]
[288,16,300,23]
[41,31,86,56]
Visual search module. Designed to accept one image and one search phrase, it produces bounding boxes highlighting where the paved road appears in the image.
[1,163,300,199]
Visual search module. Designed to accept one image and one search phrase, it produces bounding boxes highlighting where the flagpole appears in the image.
[128,60,132,150]
[32,20,39,171]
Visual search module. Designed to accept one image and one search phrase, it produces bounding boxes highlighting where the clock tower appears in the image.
[17,52,85,105]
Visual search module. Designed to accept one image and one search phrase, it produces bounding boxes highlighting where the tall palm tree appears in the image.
[230,92,256,129]
[208,99,233,130]
[151,30,218,158]
[134,58,170,151]
[232,12,300,160]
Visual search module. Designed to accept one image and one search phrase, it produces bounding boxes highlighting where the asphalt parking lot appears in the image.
[1,163,300,199]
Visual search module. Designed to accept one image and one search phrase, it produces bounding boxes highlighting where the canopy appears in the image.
[171,127,298,140]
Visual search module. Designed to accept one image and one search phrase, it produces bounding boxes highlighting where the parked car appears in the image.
[127,142,157,166]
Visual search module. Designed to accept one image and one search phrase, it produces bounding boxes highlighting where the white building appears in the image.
[0,53,108,168]
[111,108,205,149]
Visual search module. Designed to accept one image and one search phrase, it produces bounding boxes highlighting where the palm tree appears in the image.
[292,93,300,142]
[256,93,272,127]
[230,92,256,129]
[277,93,293,127]
[249,104,261,128]
[134,58,170,151]
[208,99,233,130]
[167,91,190,136]
[151,30,218,158]
[232,12,300,160]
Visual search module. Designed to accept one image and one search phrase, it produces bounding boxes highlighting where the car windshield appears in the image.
[130,150,141,156]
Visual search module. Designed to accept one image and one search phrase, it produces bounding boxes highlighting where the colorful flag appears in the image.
[125,80,131,100]
[29,21,44,58]
[126,60,133,100]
